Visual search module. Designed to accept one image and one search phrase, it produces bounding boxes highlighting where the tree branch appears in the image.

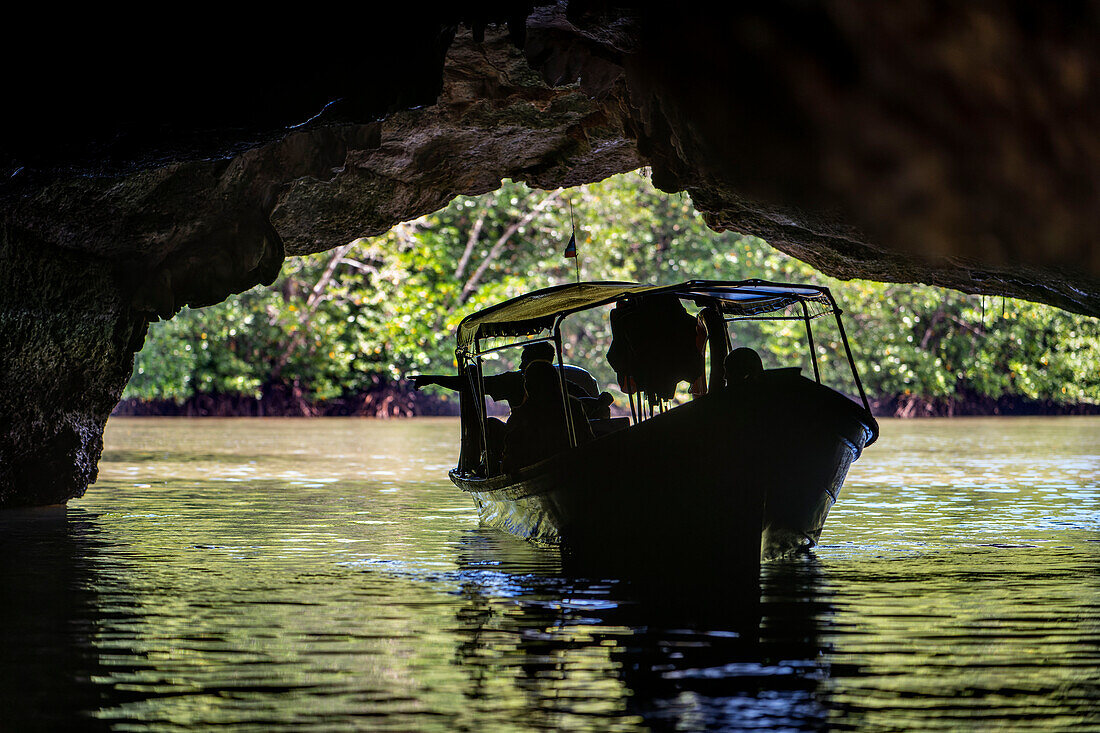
[459,189,562,304]
[454,201,489,282]
[919,307,946,350]
[271,241,356,380]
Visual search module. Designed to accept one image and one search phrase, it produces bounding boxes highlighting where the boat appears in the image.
[431,280,878,580]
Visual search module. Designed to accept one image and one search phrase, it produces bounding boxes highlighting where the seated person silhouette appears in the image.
[503,360,594,473]
[724,347,763,387]
[411,342,598,408]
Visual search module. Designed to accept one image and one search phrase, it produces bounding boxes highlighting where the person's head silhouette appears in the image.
[519,342,555,371]
[724,347,763,384]
[521,359,562,406]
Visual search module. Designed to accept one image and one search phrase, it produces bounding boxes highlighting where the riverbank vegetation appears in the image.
[118,173,1100,418]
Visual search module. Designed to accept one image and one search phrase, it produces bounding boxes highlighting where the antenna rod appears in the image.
[568,198,580,284]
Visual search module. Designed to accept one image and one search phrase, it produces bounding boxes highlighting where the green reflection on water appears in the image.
[2,416,1095,730]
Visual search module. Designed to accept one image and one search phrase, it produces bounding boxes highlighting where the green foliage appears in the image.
[126,172,1100,408]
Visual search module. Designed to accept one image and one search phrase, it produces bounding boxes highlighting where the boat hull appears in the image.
[452,371,876,575]
[753,372,876,558]
[453,393,766,586]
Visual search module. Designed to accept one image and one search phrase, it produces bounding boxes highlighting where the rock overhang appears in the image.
[3,2,1098,316]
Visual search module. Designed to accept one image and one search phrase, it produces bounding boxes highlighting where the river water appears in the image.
[1,417,1097,731]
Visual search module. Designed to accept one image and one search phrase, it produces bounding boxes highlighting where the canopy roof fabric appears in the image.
[456,279,835,352]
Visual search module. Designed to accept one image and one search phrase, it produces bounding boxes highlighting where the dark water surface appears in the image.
[2,417,1097,731]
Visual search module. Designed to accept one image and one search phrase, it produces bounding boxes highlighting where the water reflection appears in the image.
[0,416,1095,729]
[435,528,836,731]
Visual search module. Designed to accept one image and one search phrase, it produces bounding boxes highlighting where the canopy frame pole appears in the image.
[472,334,557,358]
[800,300,822,384]
[553,319,577,448]
[455,348,477,475]
[472,337,492,473]
[827,292,872,413]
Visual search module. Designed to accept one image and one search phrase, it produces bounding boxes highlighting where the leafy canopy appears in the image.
[126,172,1100,408]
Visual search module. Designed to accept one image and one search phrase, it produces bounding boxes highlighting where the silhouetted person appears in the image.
[724,347,763,386]
[503,360,594,473]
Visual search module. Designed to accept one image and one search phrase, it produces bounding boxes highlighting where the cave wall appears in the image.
[0,233,145,506]
[1,2,1099,507]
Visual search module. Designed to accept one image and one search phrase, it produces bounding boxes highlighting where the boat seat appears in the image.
[561,365,600,398]
[589,417,630,438]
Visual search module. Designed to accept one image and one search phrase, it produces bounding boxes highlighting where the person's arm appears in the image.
[410,374,465,391]
[482,372,523,405]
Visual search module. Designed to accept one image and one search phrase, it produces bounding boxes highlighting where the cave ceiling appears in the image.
[3,2,1099,317]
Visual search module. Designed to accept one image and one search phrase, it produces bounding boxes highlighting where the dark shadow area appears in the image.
[0,508,114,730]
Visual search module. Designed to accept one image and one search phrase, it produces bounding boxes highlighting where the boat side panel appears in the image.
[456,394,768,580]
[552,394,766,582]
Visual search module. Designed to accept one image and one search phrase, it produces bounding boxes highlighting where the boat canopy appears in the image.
[455,279,836,351]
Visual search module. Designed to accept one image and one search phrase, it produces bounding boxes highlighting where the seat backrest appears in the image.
[559,364,600,398]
